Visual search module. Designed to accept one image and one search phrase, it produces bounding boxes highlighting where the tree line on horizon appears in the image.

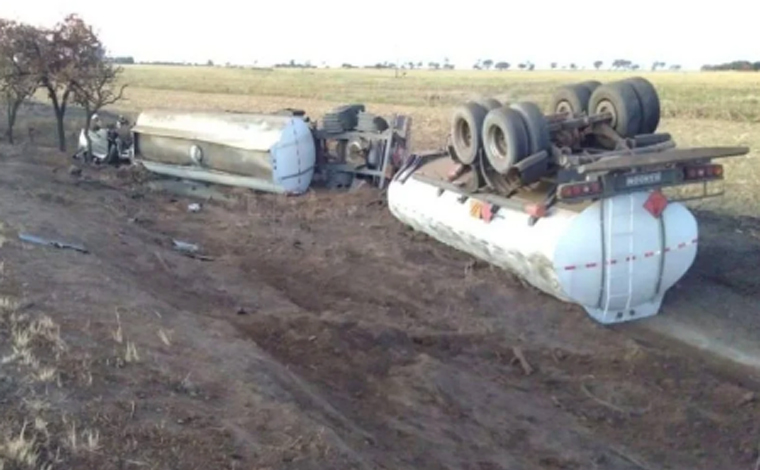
[75,52,760,75]
[114,57,689,72]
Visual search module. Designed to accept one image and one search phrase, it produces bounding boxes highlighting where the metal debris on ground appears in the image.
[187,203,202,213]
[172,239,199,253]
[511,346,534,375]
[18,233,89,254]
[171,239,214,261]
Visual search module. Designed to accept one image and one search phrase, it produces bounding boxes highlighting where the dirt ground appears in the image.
[1,137,760,470]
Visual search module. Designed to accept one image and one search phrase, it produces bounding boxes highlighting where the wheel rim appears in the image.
[556,101,573,115]
[487,125,508,163]
[456,119,473,149]
[596,99,618,128]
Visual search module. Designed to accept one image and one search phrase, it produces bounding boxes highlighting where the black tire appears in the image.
[475,97,502,111]
[482,107,530,174]
[356,112,389,132]
[549,84,593,115]
[323,103,365,131]
[578,80,602,94]
[509,101,551,155]
[623,77,660,134]
[588,81,643,138]
[450,102,489,165]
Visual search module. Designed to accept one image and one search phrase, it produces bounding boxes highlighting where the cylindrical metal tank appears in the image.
[131,110,316,194]
[387,175,698,325]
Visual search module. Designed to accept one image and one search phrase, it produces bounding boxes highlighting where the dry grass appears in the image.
[0,255,105,469]
[119,66,760,122]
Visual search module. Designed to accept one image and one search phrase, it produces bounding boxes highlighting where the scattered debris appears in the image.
[511,346,534,375]
[188,203,202,213]
[580,380,652,417]
[172,239,199,253]
[171,239,214,261]
[552,349,567,363]
[154,251,171,271]
[68,165,82,177]
[236,307,247,315]
[737,391,756,407]
[18,233,89,254]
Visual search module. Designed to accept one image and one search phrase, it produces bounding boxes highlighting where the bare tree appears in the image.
[0,20,41,144]
[71,59,127,158]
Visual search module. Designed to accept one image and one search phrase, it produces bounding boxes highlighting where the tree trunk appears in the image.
[7,100,21,145]
[54,109,66,151]
[4,96,24,145]
[47,85,70,152]
[5,100,14,145]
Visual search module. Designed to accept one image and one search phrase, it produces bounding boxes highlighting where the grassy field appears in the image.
[120,65,760,122]
[7,65,760,216]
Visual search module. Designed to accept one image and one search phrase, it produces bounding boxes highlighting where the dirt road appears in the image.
[1,144,759,470]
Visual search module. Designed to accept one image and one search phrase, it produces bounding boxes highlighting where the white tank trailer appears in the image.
[131,110,317,194]
[387,77,748,324]
[387,163,699,324]
[131,106,411,194]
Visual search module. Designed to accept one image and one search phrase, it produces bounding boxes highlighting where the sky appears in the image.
[0,0,756,70]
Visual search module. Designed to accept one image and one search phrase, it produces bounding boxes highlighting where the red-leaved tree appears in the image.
[26,14,106,151]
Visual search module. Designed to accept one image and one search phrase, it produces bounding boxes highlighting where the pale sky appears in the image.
[0,0,756,70]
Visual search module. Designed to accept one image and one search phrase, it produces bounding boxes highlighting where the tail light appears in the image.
[558,180,602,200]
[683,164,723,181]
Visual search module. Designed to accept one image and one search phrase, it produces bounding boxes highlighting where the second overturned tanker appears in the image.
[388,160,698,324]
[388,77,748,324]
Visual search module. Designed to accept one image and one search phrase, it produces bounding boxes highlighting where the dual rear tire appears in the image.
[482,102,550,174]
[549,77,661,137]
[451,100,550,177]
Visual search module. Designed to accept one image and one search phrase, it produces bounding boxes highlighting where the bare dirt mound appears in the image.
[0,146,759,469]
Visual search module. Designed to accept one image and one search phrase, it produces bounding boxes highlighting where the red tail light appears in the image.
[684,164,723,181]
[558,180,602,200]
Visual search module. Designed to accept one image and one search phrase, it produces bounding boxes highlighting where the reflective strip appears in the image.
[563,238,697,271]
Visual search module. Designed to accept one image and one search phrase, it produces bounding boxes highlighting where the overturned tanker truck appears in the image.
[130,77,749,325]
[387,77,749,324]
[130,106,411,193]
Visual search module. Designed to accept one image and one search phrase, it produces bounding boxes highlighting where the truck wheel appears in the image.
[549,84,593,116]
[451,102,489,165]
[475,97,503,111]
[510,102,551,155]
[588,81,643,138]
[482,107,529,174]
[623,77,660,134]
[578,80,602,94]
